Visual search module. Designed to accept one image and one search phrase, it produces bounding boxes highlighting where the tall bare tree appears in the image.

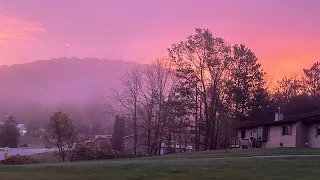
[45,111,78,162]
[138,58,175,155]
[113,66,142,155]
[168,28,231,150]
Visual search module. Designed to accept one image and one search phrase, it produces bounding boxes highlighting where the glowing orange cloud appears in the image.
[0,15,46,40]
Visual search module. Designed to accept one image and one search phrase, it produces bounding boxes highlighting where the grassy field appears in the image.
[2,148,320,180]
[150,147,320,159]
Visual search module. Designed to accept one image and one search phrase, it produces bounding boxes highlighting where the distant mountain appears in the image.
[0,57,137,129]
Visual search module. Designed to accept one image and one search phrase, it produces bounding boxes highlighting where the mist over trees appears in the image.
[111,28,320,153]
[1,28,319,154]
[0,58,133,135]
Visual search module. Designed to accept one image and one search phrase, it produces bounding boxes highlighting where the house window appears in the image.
[257,127,263,140]
[262,127,269,141]
[241,130,246,138]
[282,125,292,136]
[250,131,256,137]
[316,127,320,138]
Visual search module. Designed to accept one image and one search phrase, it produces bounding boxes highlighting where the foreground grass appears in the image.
[2,148,320,180]
[1,157,320,180]
[31,148,320,163]
[151,148,320,159]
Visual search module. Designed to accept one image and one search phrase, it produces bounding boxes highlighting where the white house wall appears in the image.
[265,124,296,148]
[307,123,320,148]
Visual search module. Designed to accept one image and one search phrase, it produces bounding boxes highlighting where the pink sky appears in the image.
[0,0,319,80]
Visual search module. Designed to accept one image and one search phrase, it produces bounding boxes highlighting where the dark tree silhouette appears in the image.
[0,120,20,148]
[111,116,125,151]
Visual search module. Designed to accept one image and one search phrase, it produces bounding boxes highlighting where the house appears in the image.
[17,124,27,136]
[231,111,320,148]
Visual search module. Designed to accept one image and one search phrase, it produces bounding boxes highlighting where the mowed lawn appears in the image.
[146,147,320,159]
[1,148,320,180]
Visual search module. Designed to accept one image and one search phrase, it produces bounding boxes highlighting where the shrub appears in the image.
[1,155,38,165]
[71,146,129,161]
[94,150,116,160]
[72,146,111,161]
[71,146,92,161]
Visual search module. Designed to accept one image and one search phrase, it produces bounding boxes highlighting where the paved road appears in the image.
[0,148,47,160]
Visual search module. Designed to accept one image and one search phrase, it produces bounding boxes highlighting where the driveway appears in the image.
[0,148,47,161]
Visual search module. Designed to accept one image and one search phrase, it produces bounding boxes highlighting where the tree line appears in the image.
[112,28,320,155]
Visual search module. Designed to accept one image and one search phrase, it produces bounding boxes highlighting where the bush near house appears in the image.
[1,155,38,165]
[71,145,141,161]
[71,146,119,161]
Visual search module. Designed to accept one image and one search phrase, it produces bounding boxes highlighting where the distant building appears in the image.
[17,124,27,136]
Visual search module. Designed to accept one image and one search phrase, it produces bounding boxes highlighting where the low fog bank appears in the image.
[0,57,137,134]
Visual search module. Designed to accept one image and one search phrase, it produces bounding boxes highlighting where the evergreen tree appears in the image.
[0,120,20,148]
[303,61,320,98]
[111,116,125,151]
[228,44,267,122]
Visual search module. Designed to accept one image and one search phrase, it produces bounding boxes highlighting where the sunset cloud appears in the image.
[0,14,46,40]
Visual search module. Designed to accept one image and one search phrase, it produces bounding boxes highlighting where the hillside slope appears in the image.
[0,57,137,129]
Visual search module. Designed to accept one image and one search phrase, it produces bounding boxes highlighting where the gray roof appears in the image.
[239,111,320,129]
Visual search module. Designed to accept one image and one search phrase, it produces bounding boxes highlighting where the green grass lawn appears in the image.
[2,148,320,180]
[150,148,320,159]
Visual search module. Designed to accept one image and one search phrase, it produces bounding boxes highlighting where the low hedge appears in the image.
[1,155,38,165]
[71,146,141,161]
